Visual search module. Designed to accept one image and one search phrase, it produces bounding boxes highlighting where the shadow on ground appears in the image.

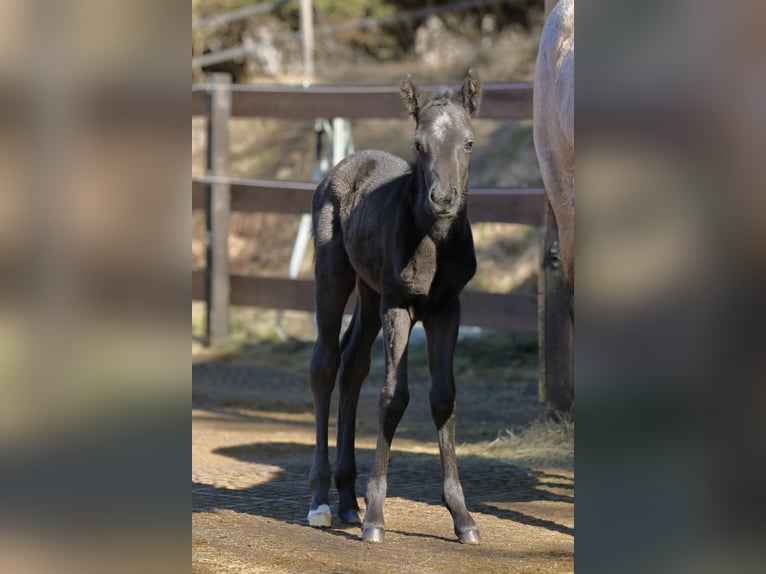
[192,440,573,540]
[193,334,572,549]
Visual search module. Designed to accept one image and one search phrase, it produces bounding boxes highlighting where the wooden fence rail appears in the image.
[191,74,572,412]
[191,178,545,224]
[192,81,533,120]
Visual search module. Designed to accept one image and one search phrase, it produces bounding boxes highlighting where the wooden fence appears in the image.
[191,73,572,412]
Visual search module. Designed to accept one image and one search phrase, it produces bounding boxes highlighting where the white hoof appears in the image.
[307,504,332,528]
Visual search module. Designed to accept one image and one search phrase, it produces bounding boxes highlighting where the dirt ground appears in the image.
[192,331,573,573]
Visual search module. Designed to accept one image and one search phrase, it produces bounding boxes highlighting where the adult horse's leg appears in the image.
[335,279,381,524]
[308,240,355,528]
[535,141,574,296]
[362,305,412,543]
[424,299,480,544]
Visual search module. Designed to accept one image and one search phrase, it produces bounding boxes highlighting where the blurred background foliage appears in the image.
[192,0,543,81]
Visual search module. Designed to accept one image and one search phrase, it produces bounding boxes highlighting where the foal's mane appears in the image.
[421,87,458,111]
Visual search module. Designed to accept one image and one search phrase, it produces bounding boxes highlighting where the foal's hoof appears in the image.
[338,508,361,525]
[362,525,385,543]
[457,527,481,545]
[307,504,332,528]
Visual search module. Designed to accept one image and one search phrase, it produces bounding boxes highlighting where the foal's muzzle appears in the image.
[428,186,459,217]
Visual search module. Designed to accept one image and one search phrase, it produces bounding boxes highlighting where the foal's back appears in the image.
[312,149,412,293]
[313,149,410,231]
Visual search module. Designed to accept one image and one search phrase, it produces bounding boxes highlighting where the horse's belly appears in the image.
[342,223,384,293]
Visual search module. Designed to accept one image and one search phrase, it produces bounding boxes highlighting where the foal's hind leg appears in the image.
[308,241,355,528]
[424,300,480,544]
[335,279,381,524]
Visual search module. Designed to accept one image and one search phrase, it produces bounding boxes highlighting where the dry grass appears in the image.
[192,302,317,357]
[464,417,574,470]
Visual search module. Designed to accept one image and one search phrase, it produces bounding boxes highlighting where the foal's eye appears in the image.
[463,141,474,152]
[414,142,424,154]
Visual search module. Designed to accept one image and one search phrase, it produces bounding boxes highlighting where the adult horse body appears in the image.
[534,0,574,295]
[307,72,482,544]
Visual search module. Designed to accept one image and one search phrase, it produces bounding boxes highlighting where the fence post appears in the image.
[538,198,573,414]
[205,73,231,345]
[299,0,315,83]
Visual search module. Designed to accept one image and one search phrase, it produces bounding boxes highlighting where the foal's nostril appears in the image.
[429,188,454,208]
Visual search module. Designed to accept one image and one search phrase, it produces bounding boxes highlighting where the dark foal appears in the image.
[307,71,482,545]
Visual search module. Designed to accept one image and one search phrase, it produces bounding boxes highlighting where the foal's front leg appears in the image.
[424,299,480,544]
[362,305,412,543]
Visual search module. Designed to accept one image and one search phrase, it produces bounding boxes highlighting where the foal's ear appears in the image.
[400,74,421,119]
[459,69,482,117]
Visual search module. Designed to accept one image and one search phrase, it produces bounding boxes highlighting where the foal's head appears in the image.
[400,70,482,219]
